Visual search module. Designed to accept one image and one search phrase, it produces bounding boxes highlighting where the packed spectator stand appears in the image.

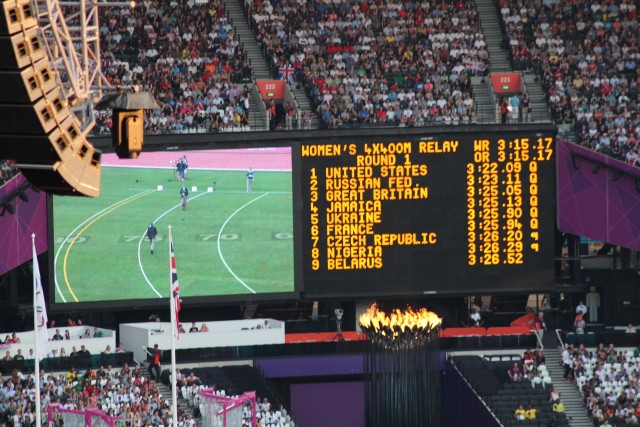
[0,362,174,426]
[497,0,640,168]
[247,0,488,128]
[96,0,253,135]
[571,343,640,426]
[14,0,627,173]
[0,358,289,427]
[76,0,640,171]
[0,319,294,427]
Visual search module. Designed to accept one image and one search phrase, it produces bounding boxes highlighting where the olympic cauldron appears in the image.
[359,303,443,427]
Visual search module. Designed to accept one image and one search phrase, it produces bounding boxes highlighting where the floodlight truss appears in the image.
[32,0,131,133]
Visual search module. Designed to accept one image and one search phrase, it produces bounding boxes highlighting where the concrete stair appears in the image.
[246,87,267,131]
[543,349,592,426]
[471,76,496,124]
[470,0,512,125]
[220,0,269,131]
[220,0,270,80]
[143,369,200,425]
[289,84,319,129]
[221,0,318,130]
[522,72,552,122]
[475,0,511,72]
[473,0,554,126]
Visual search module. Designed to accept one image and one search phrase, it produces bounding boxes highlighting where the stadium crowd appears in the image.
[247,0,487,128]
[560,341,640,426]
[0,363,176,426]
[0,363,283,427]
[498,0,640,168]
[95,0,253,135]
[88,0,640,171]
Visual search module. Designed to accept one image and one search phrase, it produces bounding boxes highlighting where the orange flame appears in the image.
[359,303,442,339]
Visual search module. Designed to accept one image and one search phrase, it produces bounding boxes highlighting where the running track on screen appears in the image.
[100,147,292,171]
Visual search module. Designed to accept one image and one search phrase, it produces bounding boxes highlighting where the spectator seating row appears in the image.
[247,0,488,128]
[454,355,570,427]
[497,0,640,168]
[567,342,640,425]
[0,352,134,374]
[96,0,253,135]
[0,362,174,426]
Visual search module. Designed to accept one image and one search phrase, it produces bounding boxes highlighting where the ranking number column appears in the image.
[309,167,320,270]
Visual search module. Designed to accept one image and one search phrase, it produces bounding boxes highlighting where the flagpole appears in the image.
[32,233,42,427]
[169,226,178,427]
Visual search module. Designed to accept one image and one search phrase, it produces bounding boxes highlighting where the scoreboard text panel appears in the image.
[298,131,555,297]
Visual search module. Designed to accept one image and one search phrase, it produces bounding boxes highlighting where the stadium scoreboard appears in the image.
[298,130,556,297]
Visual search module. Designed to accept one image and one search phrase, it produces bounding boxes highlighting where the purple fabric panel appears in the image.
[290,382,365,427]
[557,140,640,250]
[255,354,363,378]
[442,360,499,427]
[0,174,48,275]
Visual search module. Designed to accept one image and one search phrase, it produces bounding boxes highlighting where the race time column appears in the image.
[466,136,554,267]
[298,132,556,297]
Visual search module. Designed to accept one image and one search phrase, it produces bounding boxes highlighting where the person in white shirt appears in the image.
[562,344,574,381]
[469,308,482,326]
[576,301,588,316]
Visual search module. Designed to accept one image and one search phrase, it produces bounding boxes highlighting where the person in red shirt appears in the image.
[148,344,161,381]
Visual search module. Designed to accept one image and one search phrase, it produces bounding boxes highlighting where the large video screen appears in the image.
[51,127,556,306]
[52,147,294,305]
[299,130,556,297]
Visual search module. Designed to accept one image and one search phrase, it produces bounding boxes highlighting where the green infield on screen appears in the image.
[53,167,294,303]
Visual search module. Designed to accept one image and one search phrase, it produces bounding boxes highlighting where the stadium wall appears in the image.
[557,139,640,250]
[0,174,47,275]
[290,381,364,427]
[442,360,499,427]
[257,352,456,427]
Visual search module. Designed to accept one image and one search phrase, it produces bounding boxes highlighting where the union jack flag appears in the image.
[279,64,295,84]
[169,229,181,340]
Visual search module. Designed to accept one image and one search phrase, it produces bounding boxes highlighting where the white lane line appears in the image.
[54,190,154,303]
[217,193,270,294]
[137,191,211,298]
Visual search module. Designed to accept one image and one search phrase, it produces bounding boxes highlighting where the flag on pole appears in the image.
[33,238,48,361]
[169,230,181,339]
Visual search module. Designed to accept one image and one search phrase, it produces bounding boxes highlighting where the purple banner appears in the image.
[557,140,640,250]
[291,382,365,427]
[0,174,48,275]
